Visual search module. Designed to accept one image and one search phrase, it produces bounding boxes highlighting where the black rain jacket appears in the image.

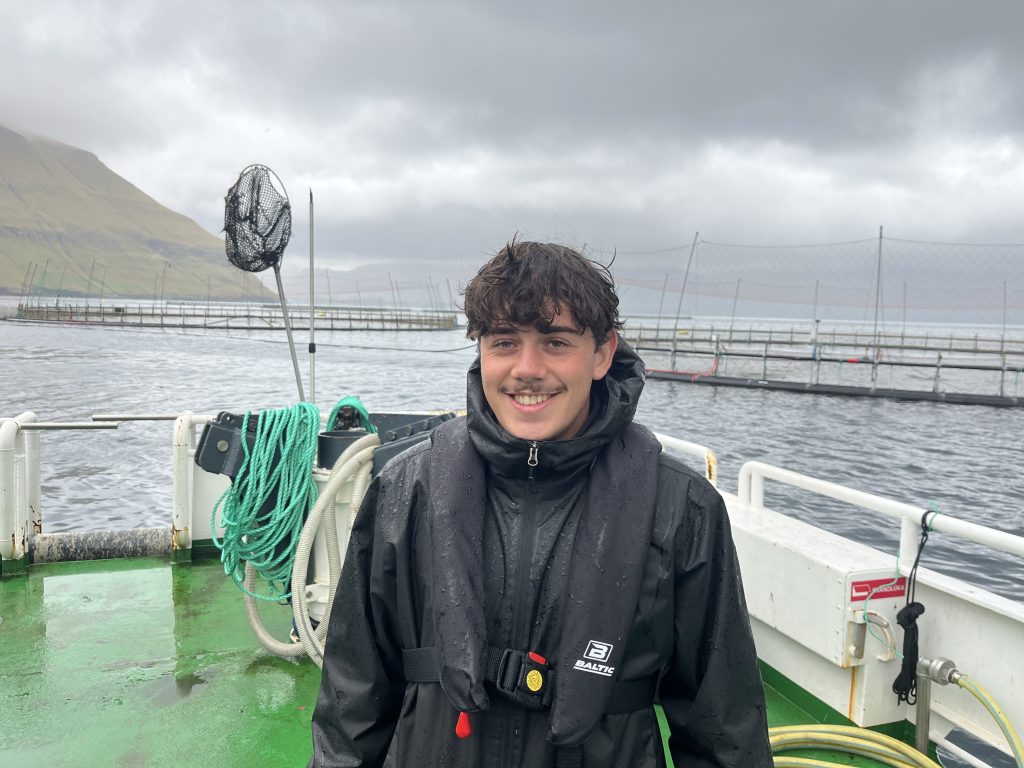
[309,340,772,768]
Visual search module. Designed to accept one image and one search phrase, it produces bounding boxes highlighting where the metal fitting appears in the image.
[917,656,960,685]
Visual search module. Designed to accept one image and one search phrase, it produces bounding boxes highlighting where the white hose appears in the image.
[302,447,375,662]
[240,432,379,661]
[291,434,380,666]
[243,562,307,657]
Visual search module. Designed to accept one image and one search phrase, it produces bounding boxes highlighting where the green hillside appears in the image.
[0,125,270,300]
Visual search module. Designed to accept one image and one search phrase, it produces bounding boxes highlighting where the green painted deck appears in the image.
[1,557,320,767]
[1,556,896,767]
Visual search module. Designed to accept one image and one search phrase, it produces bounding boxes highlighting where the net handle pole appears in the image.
[274,263,307,402]
[308,189,316,405]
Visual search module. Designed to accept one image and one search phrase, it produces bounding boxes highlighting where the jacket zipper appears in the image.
[503,441,540,766]
[515,441,539,644]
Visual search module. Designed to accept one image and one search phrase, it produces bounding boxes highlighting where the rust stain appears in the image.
[847,665,859,721]
[705,450,718,483]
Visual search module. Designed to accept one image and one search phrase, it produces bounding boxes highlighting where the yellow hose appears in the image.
[769,724,942,768]
[773,758,857,768]
[954,675,1024,768]
[768,671,1022,768]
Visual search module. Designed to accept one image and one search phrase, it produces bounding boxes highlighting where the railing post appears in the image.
[737,466,751,505]
[22,413,40,537]
[899,516,921,575]
[0,413,36,575]
[171,413,195,563]
[737,463,765,508]
[751,472,765,508]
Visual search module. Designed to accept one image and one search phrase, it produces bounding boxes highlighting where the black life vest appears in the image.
[423,416,662,749]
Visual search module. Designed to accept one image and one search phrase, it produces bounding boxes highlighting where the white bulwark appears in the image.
[725,460,1024,764]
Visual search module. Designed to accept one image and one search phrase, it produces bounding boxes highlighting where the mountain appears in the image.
[0,125,269,300]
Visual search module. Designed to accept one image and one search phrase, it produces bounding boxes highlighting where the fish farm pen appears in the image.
[11,299,458,331]
[623,322,1024,407]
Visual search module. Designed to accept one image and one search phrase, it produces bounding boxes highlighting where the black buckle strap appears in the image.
[401,646,441,682]
[402,646,554,709]
[603,675,656,715]
[401,646,654,715]
[490,648,553,710]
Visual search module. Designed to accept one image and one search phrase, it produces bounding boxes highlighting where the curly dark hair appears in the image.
[463,239,622,346]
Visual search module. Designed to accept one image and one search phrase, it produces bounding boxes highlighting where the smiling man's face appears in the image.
[479,307,616,442]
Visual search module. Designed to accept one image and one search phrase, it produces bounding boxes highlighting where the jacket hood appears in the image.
[465,334,647,476]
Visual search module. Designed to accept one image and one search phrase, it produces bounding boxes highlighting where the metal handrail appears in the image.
[736,461,1024,563]
[18,422,118,430]
[653,433,718,485]
[92,414,180,421]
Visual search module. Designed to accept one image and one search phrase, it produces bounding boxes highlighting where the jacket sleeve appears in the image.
[309,475,407,768]
[657,480,773,768]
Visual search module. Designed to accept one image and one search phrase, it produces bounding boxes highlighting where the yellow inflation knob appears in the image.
[526,670,544,692]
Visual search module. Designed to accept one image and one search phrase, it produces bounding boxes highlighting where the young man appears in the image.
[310,241,772,768]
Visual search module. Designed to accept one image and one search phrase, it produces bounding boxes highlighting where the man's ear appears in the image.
[592,332,617,380]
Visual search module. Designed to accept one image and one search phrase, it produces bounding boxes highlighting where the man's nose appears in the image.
[510,343,545,380]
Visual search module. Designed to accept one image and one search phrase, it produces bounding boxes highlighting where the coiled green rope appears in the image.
[211,402,321,601]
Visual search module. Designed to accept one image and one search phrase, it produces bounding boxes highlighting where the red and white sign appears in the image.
[849,577,907,603]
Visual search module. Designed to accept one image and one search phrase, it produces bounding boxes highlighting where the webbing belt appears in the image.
[401,646,656,715]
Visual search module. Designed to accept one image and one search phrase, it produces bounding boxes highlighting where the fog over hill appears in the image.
[0,125,268,300]
[2,124,1021,327]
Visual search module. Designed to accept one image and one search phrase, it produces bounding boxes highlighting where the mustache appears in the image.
[503,385,563,395]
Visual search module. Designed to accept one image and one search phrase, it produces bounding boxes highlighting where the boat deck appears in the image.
[1,556,890,767]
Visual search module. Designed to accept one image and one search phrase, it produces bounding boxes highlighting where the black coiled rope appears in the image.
[892,510,935,705]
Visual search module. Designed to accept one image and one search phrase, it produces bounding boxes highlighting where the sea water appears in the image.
[1,320,1021,601]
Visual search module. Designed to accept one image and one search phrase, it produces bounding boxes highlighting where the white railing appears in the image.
[1,413,116,569]
[0,413,177,571]
[737,461,1024,567]
[732,460,1024,763]
[653,432,717,485]
[0,412,37,567]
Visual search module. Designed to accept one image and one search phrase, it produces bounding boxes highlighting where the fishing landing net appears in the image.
[223,164,305,401]
[224,165,293,273]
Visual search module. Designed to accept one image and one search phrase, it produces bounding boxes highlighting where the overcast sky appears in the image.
[4,0,1024,287]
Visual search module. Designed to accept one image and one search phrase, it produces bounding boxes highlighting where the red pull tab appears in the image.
[527,651,547,665]
[455,711,472,739]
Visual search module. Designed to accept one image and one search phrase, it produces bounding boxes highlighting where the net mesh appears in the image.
[601,235,1024,327]
[223,165,292,273]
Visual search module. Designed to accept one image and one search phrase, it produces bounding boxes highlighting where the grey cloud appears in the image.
[3,0,1024,283]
